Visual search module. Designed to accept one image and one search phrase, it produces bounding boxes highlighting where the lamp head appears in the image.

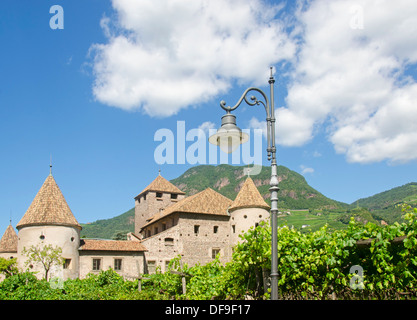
[208,112,249,154]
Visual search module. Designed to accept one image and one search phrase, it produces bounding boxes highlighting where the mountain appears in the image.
[80,164,346,238]
[79,165,417,238]
[352,182,417,224]
[81,208,135,239]
[170,164,346,210]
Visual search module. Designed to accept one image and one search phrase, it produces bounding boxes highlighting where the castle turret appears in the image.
[16,171,81,280]
[134,173,185,236]
[229,177,270,246]
[0,224,18,260]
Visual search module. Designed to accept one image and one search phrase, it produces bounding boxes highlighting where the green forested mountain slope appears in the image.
[352,182,417,224]
[170,164,345,210]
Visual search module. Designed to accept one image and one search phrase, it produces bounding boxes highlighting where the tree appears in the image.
[22,244,64,281]
[0,257,18,278]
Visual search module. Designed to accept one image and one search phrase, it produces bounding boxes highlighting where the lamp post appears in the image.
[209,67,279,300]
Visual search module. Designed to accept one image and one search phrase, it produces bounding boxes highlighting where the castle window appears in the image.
[63,259,71,269]
[165,260,171,271]
[232,225,236,233]
[194,225,200,234]
[92,258,101,271]
[154,227,159,234]
[164,237,174,246]
[147,230,151,238]
[114,259,122,271]
[171,193,178,200]
[162,223,167,231]
[212,248,220,259]
[147,260,156,274]
[39,234,45,240]
[156,192,163,198]
[213,226,218,233]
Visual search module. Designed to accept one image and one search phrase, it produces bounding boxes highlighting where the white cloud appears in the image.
[278,0,417,163]
[313,151,322,158]
[300,165,314,175]
[91,0,417,164]
[91,0,296,117]
[197,121,216,138]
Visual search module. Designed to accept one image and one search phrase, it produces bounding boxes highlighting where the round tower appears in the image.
[229,177,270,246]
[0,223,18,260]
[16,172,81,280]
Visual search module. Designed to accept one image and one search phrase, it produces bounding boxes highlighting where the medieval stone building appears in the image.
[0,168,270,280]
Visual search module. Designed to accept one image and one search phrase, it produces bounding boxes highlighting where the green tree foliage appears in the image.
[2,204,417,300]
[0,258,18,278]
[22,244,64,281]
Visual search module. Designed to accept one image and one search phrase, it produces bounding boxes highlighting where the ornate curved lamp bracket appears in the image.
[219,87,270,118]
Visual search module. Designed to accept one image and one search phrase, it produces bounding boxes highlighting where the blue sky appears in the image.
[1,0,417,233]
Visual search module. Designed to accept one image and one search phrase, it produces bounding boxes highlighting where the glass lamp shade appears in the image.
[208,113,249,154]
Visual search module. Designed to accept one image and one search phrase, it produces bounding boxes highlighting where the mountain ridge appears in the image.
[80,164,417,238]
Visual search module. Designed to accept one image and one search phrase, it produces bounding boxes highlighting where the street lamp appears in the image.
[209,67,279,300]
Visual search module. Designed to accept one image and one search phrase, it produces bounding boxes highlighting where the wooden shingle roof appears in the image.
[0,224,18,253]
[79,239,147,252]
[228,177,270,212]
[16,174,81,230]
[135,174,185,199]
[142,188,233,228]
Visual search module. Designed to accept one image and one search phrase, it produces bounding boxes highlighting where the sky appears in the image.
[1,0,417,233]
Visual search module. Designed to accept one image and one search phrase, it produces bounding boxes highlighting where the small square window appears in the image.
[114,259,122,271]
[212,248,220,259]
[92,259,101,271]
[63,259,71,269]
[147,260,156,274]
[171,193,178,200]
[156,192,163,198]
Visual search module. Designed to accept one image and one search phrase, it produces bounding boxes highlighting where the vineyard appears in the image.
[1,204,417,300]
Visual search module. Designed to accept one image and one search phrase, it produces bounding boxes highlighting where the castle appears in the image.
[0,168,269,280]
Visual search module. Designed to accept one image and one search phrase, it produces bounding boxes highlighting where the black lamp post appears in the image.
[209,67,279,300]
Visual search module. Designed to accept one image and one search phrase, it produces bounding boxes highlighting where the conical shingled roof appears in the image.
[16,174,81,230]
[0,224,18,253]
[228,177,270,212]
[135,174,185,198]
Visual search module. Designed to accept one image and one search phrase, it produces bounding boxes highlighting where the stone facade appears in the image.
[141,212,232,270]
[78,250,145,279]
[135,191,185,236]
[136,176,270,272]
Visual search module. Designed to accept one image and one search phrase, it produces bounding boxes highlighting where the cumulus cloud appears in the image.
[277,0,417,163]
[91,0,417,164]
[91,0,296,117]
[300,165,314,175]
